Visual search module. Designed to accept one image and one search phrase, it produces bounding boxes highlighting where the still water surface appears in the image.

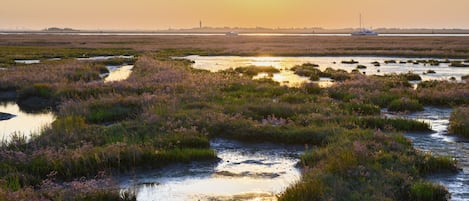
[180,55,469,87]
[103,65,134,82]
[0,102,54,141]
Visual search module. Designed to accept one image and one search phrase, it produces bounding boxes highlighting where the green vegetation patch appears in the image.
[234,65,280,77]
[449,106,469,137]
[280,130,455,201]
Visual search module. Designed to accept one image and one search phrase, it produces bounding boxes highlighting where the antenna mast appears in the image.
[359,13,362,30]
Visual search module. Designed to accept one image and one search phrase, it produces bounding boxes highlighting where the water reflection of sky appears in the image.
[104,65,134,82]
[121,139,303,201]
[179,55,469,87]
[0,102,54,141]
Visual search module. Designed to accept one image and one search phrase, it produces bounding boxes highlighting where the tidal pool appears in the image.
[178,56,469,87]
[384,107,469,201]
[76,55,134,61]
[14,59,41,64]
[0,102,55,141]
[121,139,303,201]
[102,65,134,82]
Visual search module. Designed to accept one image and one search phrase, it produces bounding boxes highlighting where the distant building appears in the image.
[44,27,78,32]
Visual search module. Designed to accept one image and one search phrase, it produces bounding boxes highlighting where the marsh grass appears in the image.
[291,63,323,81]
[388,98,424,112]
[410,181,449,201]
[0,47,466,200]
[449,61,469,67]
[233,65,280,77]
[280,130,454,201]
[0,46,135,67]
[417,81,469,106]
[449,106,469,137]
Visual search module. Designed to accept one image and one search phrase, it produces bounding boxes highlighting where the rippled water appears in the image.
[121,139,303,201]
[178,56,469,87]
[384,107,469,200]
[0,102,55,141]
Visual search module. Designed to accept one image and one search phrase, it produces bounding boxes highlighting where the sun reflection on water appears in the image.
[249,57,283,69]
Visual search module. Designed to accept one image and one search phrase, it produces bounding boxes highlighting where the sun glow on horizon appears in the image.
[1,0,468,30]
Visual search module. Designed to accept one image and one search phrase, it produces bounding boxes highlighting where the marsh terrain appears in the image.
[0,35,468,201]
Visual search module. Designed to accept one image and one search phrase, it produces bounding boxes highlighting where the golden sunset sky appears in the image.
[1,0,468,30]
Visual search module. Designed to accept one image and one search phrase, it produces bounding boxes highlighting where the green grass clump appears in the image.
[324,68,351,81]
[403,72,422,81]
[449,106,469,137]
[234,65,280,77]
[410,181,449,201]
[87,103,139,124]
[18,83,54,99]
[100,57,136,66]
[449,61,469,67]
[428,60,440,66]
[417,81,469,106]
[416,154,458,174]
[17,83,56,112]
[388,98,424,112]
[356,65,367,69]
[371,61,380,66]
[280,130,453,201]
[353,117,431,132]
[341,60,359,64]
[291,64,322,81]
[462,74,469,81]
[340,102,381,115]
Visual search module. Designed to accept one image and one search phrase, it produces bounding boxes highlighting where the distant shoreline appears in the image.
[2,31,469,37]
[2,27,469,35]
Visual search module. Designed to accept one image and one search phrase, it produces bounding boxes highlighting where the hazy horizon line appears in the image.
[2,26,469,32]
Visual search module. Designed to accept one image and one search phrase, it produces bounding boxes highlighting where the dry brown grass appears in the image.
[1,35,469,57]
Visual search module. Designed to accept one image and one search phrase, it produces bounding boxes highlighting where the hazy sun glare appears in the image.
[0,0,468,29]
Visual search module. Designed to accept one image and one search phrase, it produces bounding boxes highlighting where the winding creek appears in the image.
[385,108,469,201]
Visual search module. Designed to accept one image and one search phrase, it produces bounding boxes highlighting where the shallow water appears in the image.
[121,139,303,201]
[103,65,134,82]
[76,55,134,61]
[0,102,54,141]
[179,56,469,87]
[14,59,40,64]
[384,107,469,200]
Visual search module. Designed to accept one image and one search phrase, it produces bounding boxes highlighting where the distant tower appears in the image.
[199,20,202,29]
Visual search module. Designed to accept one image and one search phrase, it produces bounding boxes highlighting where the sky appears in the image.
[1,0,468,30]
